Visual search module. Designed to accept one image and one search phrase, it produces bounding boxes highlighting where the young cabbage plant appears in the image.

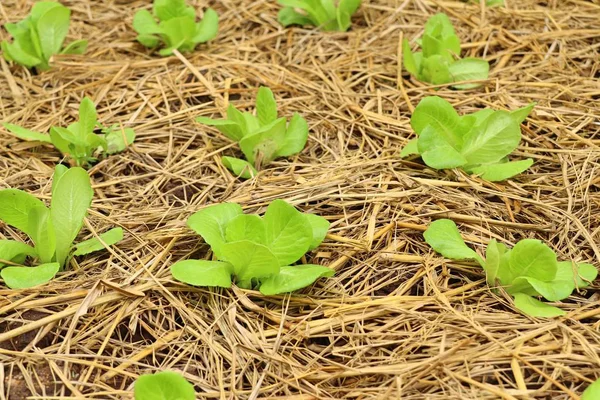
[0,165,123,289]
[171,199,333,295]
[134,371,195,400]
[133,0,218,56]
[196,87,309,179]
[403,13,489,89]
[1,1,87,71]
[277,0,361,32]
[423,219,597,318]
[400,96,535,181]
[3,97,135,168]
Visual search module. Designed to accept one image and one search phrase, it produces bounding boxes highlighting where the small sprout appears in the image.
[1,1,87,71]
[133,0,218,56]
[400,96,535,181]
[134,371,195,400]
[423,219,597,318]
[170,200,333,295]
[403,13,489,89]
[0,166,123,289]
[196,87,309,179]
[3,97,135,168]
[278,0,361,32]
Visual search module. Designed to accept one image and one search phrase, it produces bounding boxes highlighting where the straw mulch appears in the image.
[0,0,599,398]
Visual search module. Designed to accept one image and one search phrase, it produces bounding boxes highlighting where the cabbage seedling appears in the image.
[1,1,87,71]
[171,199,333,295]
[134,371,195,400]
[3,97,135,168]
[423,219,597,317]
[133,0,218,56]
[196,87,309,179]
[0,165,123,289]
[400,96,535,181]
[277,0,361,32]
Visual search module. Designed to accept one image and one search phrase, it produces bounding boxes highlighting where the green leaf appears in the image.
[484,239,505,286]
[158,16,196,55]
[402,39,420,77]
[512,293,565,318]
[337,0,360,24]
[193,8,219,43]
[27,205,55,264]
[225,215,266,244]
[263,199,312,266]
[170,260,233,288]
[220,240,279,282]
[196,116,244,142]
[424,219,483,263]
[508,239,557,282]
[134,371,196,400]
[582,378,600,400]
[424,13,457,40]
[133,9,162,35]
[421,55,452,85]
[278,7,314,27]
[277,113,309,157]
[36,5,71,61]
[242,113,260,134]
[460,111,521,165]
[137,34,161,48]
[0,189,46,237]
[1,41,41,68]
[3,123,51,142]
[510,102,535,125]
[186,203,243,259]
[78,97,97,136]
[410,96,462,148]
[50,167,93,267]
[515,276,574,301]
[60,39,87,55]
[30,2,63,23]
[72,227,123,256]
[153,0,196,21]
[104,127,135,154]
[221,156,258,179]
[555,262,597,289]
[304,213,329,251]
[256,87,278,126]
[449,58,489,89]
[418,126,467,169]
[239,118,287,165]
[1,263,59,289]
[468,158,534,182]
[259,264,334,295]
[48,126,73,156]
[399,138,419,158]
[0,240,37,268]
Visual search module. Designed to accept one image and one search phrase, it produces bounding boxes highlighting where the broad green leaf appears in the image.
[2,41,41,68]
[512,293,565,318]
[468,158,534,182]
[158,16,196,55]
[449,58,489,89]
[278,8,314,27]
[582,378,600,400]
[220,240,279,282]
[193,8,219,43]
[554,262,597,289]
[338,0,361,20]
[0,189,46,237]
[170,260,233,288]
[72,227,123,256]
[50,167,93,267]
[3,123,51,142]
[60,39,88,55]
[153,0,196,21]
[0,240,37,268]
[27,206,55,264]
[510,276,572,301]
[30,2,63,23]
[510,102,535,125]
[402,39,420,77]
[196,117,244,142]
[336,9,351,31]
[221,156,258,179]
[226,105,249,135]
[137,34,161,48]
[1,263,59,289]
[52,165,69,195]
[49,126,73,155]
[484,239,504,285]
[304,213,329,250]
[105,128,135,154]
[418,125,467,169]
[421,55,452,85]
[259,264,334,295]
[424,219,483,263]
[133,9,162,35]
[263,199,312,266]
[4,21,41,61]
[277,113,309,157]
[242,112,260,134]
[424,13,457,40]
[186,203,243,259]
[134,371,196,400]
[78,97,97,136]
[461,111,521,165]
[37,5,70,61]
[225,215,266,244]
[470,109,495,127]
[256,87,278,126]
[239,118,287,165]
[410,96,462,148]
[399,138,419,158]
[508,239,557,282]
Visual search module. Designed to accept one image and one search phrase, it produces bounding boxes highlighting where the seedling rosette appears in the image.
[423,219,597,317]
[171,199,333,295]
[277,0,361,32]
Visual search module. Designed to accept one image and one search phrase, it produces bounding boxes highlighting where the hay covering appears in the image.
[0,0,599,398]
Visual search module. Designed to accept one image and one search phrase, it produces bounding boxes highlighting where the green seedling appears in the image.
[134,371,195,400]
[423,219,597,318]
[400,96,535,181]
[0,165,123,289]
[133,0,218,56]
[171,199,333,295]
[196,87,309,179]
[403,13,489,89]
[1,1,87,71]
[277,0,361,32]
[3,97,135,168]
[582,378,600,400]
